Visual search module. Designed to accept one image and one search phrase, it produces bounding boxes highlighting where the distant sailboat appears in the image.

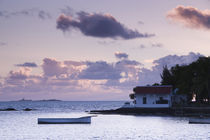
[18,98,32,102]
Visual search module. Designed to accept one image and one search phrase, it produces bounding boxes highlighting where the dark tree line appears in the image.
[160,57,210,104]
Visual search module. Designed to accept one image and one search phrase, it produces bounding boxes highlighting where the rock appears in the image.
[0,108,17,111]
[23,108,36,111]
[23,108,32,111]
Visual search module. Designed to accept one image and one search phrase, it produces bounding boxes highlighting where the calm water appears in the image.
[0,101,210,140]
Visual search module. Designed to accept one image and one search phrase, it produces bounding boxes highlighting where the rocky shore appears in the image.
[0,108,17,111]
[90,107,210,117]
[0,108,36,111]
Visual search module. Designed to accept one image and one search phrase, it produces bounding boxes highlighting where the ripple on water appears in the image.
[0,101,210,139]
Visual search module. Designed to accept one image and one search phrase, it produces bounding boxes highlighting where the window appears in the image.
[156,97,168,104]
[143,97,147,104]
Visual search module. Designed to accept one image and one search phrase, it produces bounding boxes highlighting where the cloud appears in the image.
[153,52,203,68]
[16,62,38,67]
[116,59,141,66]
[42,58,86,78]
[56,11,154,39]
[151,43,163,48]
[0,41,7,47]
[60,6,74,16]
[42,58,68,77]
[138,52,203,85]
[38,10,51,20]
[5,67,31,86]
[0,54,142,100]
[0,9,51,20]
[139,44,146,49]
[79,61,121,80]
[8,70,28,80]
[138,21,144,25]
[115,52,128,59]
[135,42,163,50]
[0,52,203,100]
[167,5,210,29]
[97,40,117,46]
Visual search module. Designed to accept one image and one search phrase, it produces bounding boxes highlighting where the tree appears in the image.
[160,57,210,104]
[152,83,160,86]
[160,65,174,86]
[190,57,210,103]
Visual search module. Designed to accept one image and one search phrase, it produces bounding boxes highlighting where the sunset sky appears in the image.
[0,0,210,101]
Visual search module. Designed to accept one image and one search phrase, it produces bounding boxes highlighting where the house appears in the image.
[129,85,172,108]
[171,94,188,106]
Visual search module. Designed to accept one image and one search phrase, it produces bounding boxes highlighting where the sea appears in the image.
[0,101,210,140]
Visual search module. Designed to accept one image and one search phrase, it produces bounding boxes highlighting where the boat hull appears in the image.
[38,116,91,124]
[189,118,210,124]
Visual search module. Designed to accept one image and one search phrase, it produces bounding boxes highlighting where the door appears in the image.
[143,97,147,104]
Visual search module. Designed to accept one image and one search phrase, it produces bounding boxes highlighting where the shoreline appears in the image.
[90,107,210,117]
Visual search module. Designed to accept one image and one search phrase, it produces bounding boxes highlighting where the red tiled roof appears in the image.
[133,86,172,94]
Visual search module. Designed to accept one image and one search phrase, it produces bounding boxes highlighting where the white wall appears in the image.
[134,93,170,108]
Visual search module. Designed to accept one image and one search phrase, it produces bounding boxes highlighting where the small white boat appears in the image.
[38,116,91,124]
[189,118,210,124]
[121,102,134,108]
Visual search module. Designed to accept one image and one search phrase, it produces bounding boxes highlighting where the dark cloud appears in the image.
[16,62,38,67]
[79,61,121,80]
[38,10,51,20]
[167,5,210,29]
[0,41,7,47]
[115,52,128,59]
[151,43,163,48]
[60,6,74,16]
[135,43,163,50]
[116,59,141,66]
[0,9,51,20]
[138,21,144,25]
[64,60,85,66]
[139,44,146,49]
[56,12,154,39]
[97,40,116,46]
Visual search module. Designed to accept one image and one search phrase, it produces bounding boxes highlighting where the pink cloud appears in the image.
[167,5,210,29]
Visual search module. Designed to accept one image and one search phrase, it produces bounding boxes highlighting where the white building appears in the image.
[129,86,172,108]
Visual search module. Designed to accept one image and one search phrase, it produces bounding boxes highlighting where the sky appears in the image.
[0,0,210,101]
